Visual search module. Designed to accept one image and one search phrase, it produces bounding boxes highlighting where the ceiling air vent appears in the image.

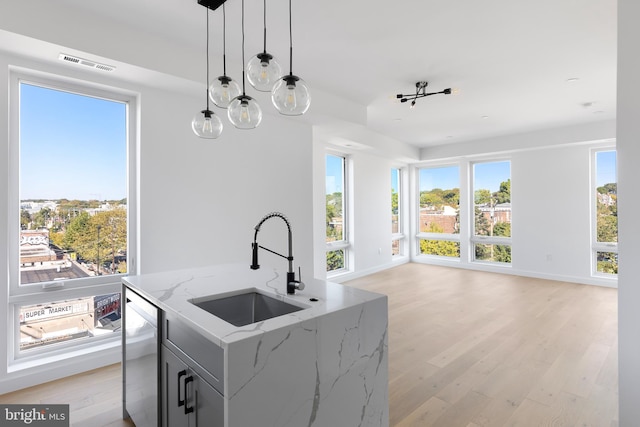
[58,53,115,72]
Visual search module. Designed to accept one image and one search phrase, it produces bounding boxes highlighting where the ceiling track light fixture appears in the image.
[192,6,223,139]
[397,81,451,109]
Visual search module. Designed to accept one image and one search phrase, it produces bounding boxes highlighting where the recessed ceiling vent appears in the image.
[58,53,115,72]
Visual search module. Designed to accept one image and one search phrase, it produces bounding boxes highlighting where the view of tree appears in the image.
[474,189,491,205]
[420,188,460,209]
[21,200,128,275]
[327,249,344,271]
[20,210,31,229]
[391,189,398,215]
[494,179,511,204]
[326,192,343,242]
[596,182,618,274]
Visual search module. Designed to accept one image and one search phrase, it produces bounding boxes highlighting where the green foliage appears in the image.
[62,211,92,253]
[494,244,512,263]
[49,231,65,248]
[420,188,460,208]
[475,244,511,263]
[420,239,460,257]
[598,215,618,243]
[59,208,127,273]
[597,183,617,195]
[493,221,511,238]
[326,192,343,241]
[20,209,31,229]
[474,206,491,236]
[597,252,618,274]
[596,183,617,244]
[494,179,511,204]
[32,207,53,229]
[326,249,344,271]
[474,189,491,205]
[391,190,398,215]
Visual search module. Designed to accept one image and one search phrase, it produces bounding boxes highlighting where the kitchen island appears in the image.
[122,263,388,427]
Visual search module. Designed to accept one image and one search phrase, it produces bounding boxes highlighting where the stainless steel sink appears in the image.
[190,291,305,326]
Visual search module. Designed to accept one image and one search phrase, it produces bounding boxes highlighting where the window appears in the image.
[391,168,404,256]
[10,72,136,358]
[325,154,349,272]
[417,166,461,258]
[593,150,617,275]
[471,161,511,264]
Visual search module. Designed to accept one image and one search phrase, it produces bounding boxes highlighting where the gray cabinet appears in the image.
[160,311,224,427]
[161,345,224,427]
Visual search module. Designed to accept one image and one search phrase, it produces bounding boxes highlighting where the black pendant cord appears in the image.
[222,4,228,76]
[262,0,267,53]
[241,0,247,95]
[288,0,293,76]
[205,7,211,111]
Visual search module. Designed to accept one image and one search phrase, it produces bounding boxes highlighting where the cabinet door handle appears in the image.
[184,376,195,414]
[178,370,187,407]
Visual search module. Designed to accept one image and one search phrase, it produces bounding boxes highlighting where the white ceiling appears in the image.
[0,0,617,149]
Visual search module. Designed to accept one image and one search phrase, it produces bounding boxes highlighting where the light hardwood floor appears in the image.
[0,263,618,427]
[347,263,618,427]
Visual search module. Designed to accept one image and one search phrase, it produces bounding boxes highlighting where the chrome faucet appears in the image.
[250,212,305,294]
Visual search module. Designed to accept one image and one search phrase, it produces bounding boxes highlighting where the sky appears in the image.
[596,150,617,187]
[418,162,511,193]
[326,154,343,194]
[19,83,127,201]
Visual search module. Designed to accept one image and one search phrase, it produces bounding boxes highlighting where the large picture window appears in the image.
[9,72,136,358]
[417,165,461,258]
[593,149,617,275]
[471,160,512,264]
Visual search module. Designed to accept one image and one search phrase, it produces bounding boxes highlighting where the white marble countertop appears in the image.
[122,263,385,348]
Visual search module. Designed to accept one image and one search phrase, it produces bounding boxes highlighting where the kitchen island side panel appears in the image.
[225,296,389,427]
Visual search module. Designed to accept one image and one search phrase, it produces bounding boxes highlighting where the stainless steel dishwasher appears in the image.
[123,285,160,427]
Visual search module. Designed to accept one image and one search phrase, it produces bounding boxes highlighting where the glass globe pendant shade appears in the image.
[271,74,311,116]
[247,52,282,92]
[192,109,223,139]
[227,95,262,129]
[209,76,241,108]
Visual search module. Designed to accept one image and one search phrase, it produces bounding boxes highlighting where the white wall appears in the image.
[617,0,640,423]
[136,86,313,275]
[0,52,314,393]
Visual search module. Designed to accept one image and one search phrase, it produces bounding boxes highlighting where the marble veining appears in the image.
[122,263,388,426]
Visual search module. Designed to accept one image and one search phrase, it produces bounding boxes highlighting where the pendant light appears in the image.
[192,6,223,139]
[246,0,282,92]
[271,0,310,116]
[228,0,262,129]
[209,4,241,108]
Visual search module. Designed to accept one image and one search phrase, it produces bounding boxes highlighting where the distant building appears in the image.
[19,229,59,266]
[477,202,512,224]
[20,200,58,216]
[420,205,459,234]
